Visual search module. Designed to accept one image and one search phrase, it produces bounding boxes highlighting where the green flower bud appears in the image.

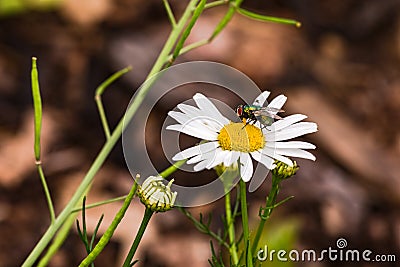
[137,176,177,212]
[271,160,299,180]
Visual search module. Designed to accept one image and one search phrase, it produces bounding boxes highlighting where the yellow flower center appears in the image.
[217,122,265,152]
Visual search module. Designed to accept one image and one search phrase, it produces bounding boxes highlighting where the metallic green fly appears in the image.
[235,104,284,128]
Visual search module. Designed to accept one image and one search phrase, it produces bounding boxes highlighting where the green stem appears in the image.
[71,195,128,213]
[122,208,154,267]
[37,213,76,267]
[163,0,176,27]
[251,174,281,255]
[159,159,186,178]
[95,66,132,140]
[71,160,186,214]
[210,0,244,41]
[225,190,239,265]
[167,0,206,65]
[37,164,55,224]
[79,183,138,267]
[31,57,55,224]
[239,179,252,267]
[204,0,227,9]
[22,2,200,266]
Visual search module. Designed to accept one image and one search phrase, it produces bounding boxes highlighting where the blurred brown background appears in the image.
[0,0,399,266]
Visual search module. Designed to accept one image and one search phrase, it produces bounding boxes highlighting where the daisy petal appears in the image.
[253,91,271,106]
[265,141,316,149]
[168,111,191,125]
[186,154,203,164]
[166,124,218,141]
[172,141,219,160]
[264,122,318,142]
[261,147,293,166]
[275,148,316,161]
[177,103,201,117]
[193,160,209,171]
[223,150,240,166]
[239,153,253,182]
[193,93,229,125]
[268,95,287,110]
[250,151,276,169]
[270,114,307,131]
[193,151,216,171]
[206,149,230,169]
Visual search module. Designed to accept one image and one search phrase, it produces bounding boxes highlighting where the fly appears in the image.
[235,104,284,129]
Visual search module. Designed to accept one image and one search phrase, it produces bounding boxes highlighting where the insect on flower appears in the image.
[235,104,284,129]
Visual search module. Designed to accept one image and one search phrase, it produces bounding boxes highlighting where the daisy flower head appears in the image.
[166,91,317,182]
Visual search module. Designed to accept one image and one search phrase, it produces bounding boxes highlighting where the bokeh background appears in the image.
[0,0,399,266]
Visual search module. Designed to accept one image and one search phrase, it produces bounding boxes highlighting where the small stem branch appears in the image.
[165,39,209,64]
[166,0,206,67]
[122,208,154,267]
[71,195,128,213]
[37,164,55,224]
[251,174,281,255]
[204,0,228,9]
[159,159,186,178]
[210,0,244,41]
[95,66,132,140]
[163,0,176,27]
[79,182,138,267]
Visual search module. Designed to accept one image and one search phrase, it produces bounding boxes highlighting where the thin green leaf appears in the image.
[31,57,42,161]
[237,8,301,27]
[89,214,104,251]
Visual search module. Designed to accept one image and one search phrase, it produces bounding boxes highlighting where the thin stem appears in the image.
[163,0,176,27]
[166,0,206,66]
[210,0,244,41]
[79,182,138,267]
[165,39,209,64]
[37,213,76,267]
[239,179,253,267]
[204,0,228,9]
[22,2,200,265]
[70,160,184,214]
[159,159,186,178]
[225,190,239,265]
[37,164,55,224]
[71,195,128,213]
[38,188,91,266]
[31,57,55,224]
[251,174,281,255]
[95,66,132,140]
[122,207,154,267]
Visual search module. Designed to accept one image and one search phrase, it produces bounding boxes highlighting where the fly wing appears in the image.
[254,107,284,119]
[254,113,274,126]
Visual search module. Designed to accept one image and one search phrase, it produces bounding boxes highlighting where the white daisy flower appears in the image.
[166,92,317,182]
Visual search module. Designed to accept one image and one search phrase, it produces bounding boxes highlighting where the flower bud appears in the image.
[137,176,177,212]
[271,160,299,180]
